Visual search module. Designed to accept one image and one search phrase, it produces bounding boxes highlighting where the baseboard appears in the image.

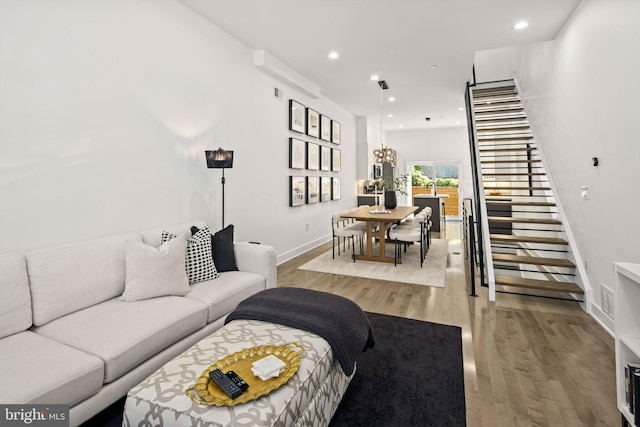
[590,303,614,338]
[277,234,331,265]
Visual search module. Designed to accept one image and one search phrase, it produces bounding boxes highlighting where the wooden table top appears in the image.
[341,205,418,221]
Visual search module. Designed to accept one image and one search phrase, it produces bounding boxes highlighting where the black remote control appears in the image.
[226,370,249,391]
[209,368,242,399]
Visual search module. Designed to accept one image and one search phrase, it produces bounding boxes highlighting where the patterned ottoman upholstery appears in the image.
[122,319,354,427]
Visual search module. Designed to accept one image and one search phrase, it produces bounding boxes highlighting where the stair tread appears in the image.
[478,134,533,140]
[484,186,551,190]
[492,253,576,268]
[485,200,556,207]
[481,159,541,164]
[488,216,561,225]
[479,147,536,152]
[490,234,568,245]
[483,172,547,176]
[495,275,584,294]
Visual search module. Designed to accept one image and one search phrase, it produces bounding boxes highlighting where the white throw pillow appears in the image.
[120,236,190,302]
[162,227,219,284]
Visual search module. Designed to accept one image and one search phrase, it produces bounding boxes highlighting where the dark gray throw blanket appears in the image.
[225,287,375,376]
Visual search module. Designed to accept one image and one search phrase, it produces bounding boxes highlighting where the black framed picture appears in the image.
[289,138,306,169]
[290,176,306,206]
[306,142,319,170]
[332,148,341,172]
[320,114,331,141]
[306,108,320,138]
[289,100,306,133]
[332,177,341,200]
[321,177,332,202]
[331,120,341,144]
[307,177,320,204]
[320,145,331,171]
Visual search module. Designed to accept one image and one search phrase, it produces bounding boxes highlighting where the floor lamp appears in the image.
[205,148,234,228]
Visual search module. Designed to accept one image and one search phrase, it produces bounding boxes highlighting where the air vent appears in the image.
[274,87,283,101]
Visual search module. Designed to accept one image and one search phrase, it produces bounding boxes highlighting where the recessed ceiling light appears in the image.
[458,107,464,111]
[514,21,529,30]
[328,51,339,59]
[387,114,394,118]
[388,96,396,102]
[370,74,379,81]
[430,65,438,69]
[456,121,461,125]
[399,124,404,128]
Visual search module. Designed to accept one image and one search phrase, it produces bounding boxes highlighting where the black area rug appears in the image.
[329,312,466,427]
[82,313,465,427]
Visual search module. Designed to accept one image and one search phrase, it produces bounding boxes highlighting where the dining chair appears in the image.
[388,213,428,267]
[331,213,365,261]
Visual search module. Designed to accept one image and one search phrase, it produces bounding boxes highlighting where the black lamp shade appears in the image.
[205,148,234,169]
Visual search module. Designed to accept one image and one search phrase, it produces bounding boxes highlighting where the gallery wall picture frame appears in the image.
[306,108,320,138]
[320,177,332,202]
[289,100,306,134]
[290,176,306,206]
[320,114,331,142]
[331,120,341,144]
[289,138,306,169]
[306,142,320,170]
[307,177,320,204]
[332,177,341,200]
[320,145,331,171]
[331,148,341,172]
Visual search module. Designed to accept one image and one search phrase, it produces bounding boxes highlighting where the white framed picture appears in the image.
[321,177,332,202]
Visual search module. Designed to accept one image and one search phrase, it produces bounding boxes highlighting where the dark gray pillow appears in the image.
[191,224,238,272]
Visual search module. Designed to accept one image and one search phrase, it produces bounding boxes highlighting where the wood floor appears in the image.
[277,222,619,427]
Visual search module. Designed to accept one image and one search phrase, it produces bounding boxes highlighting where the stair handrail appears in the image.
[465,80,505,301]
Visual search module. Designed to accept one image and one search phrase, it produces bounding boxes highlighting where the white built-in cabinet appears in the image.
[615,262,640,426]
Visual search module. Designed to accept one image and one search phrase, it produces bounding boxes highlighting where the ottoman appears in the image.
[122,319,354,427]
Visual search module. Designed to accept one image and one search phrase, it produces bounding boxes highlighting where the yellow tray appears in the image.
[185,342,304,406]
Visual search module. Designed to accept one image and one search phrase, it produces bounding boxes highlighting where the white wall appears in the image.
[475,0,640,330]
[385,127,472,211]
[0,0,357,261]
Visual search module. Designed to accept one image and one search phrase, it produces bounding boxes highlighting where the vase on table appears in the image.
[384,190,397,209]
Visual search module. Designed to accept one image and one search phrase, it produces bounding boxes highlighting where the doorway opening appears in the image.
[409,161,461,220]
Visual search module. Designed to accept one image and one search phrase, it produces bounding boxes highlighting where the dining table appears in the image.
[341,205,418,264]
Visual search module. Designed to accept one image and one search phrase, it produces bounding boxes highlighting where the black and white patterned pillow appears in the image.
[162,228,219,284]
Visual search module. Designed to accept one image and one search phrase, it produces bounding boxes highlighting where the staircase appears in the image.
[468,81,584,300]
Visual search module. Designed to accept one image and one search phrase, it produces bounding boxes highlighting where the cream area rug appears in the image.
[298,239,448,288]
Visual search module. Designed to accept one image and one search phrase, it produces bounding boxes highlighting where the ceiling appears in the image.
[179,0,580,131]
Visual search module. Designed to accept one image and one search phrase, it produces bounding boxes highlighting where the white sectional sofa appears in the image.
[0,221,276,426]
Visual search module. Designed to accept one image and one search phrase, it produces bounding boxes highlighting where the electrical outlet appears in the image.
[601,284,615,318]
[584,259,589,273]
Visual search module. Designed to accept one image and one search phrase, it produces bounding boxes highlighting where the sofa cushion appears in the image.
[120,237,190,302]
[141,220,208,248]
[0,331,104,405]
[192,224,239,273]
[0,253,31,338]
[26,233,143,326]
[163,227,219,284]
[33,296,207,383]
[187,271,266,322]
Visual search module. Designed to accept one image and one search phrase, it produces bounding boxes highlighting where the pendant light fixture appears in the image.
[373,80,396,165]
